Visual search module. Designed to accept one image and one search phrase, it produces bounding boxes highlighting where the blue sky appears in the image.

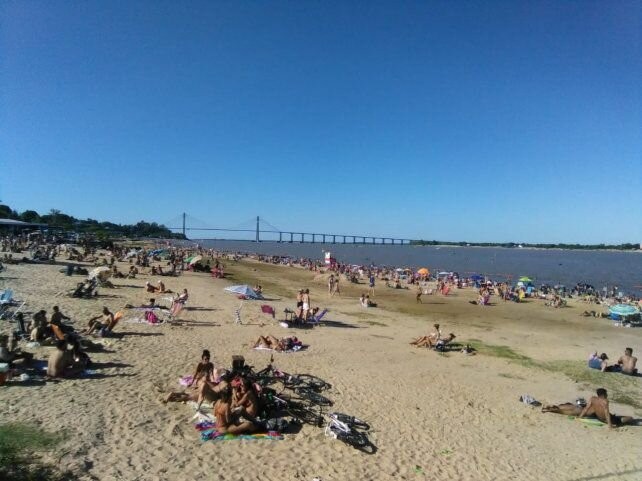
[1,1,640,243]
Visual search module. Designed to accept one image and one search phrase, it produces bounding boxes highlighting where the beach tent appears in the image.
[224,285,263,300]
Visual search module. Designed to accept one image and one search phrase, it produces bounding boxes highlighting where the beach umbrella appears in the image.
[189,255,203,266]
[470,274,484,281]
[224,285,262,299]
[518,276,533,283]
[438,271,451,276]
[608,304,639,317]
[417,268,429,276]
[88,266,112,280]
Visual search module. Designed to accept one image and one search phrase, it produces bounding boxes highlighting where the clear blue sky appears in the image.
[1,1,640,243]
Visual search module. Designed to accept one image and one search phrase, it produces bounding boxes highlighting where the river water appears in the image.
[190,239,642,295]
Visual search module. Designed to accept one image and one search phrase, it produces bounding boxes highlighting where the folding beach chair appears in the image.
[308,308,329,326]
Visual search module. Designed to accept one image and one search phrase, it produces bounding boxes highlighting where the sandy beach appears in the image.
[1,254,641,481]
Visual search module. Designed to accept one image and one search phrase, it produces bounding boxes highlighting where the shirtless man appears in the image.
[328,274,335,296]
[579,388,633,428]
[617,348,638,375]
[86,307,114,335]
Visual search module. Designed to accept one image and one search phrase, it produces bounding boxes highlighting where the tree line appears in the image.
[410,239,639,251]
[0,204,185,240]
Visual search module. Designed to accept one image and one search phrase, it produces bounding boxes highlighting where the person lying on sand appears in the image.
[252,335,301,352]
[543,389,633,428]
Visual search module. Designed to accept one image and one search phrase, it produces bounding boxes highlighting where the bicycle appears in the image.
[259,386,324,427]
[324,412,373,452]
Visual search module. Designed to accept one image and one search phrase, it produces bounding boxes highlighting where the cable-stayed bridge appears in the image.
[163,214,413,245]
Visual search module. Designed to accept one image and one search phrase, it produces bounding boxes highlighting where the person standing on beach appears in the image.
[328,274,335,296]
[302,289,311,320]
[369,272,375,296]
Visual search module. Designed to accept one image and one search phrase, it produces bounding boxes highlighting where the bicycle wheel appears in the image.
[295,387,333,406]
[339,431,373,452]
[287,401,324,427]
[328,412,370,431]
[295,374,331,391]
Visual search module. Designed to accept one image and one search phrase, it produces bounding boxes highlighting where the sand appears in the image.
[1,254,641,481]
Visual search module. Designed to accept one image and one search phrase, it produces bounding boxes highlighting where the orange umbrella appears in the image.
[417,268,429,276]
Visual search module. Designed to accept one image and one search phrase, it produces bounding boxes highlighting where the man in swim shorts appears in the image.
[579,388,633,428]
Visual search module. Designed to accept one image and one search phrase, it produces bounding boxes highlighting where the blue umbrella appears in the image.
[608,304,639,317]
[469,274,484,281]
[224,285,263,299]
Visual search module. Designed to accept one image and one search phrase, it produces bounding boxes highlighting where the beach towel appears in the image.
[260,305,275,318]
[201,431,283,441]
[195,422,283,441]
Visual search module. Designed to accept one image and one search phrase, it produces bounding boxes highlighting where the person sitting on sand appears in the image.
[410,323,441,347]
[188,350,215,387]
[414,332,455,349]
[70,338,91,370]
[145,282,159,293]
[157,280,172,293]
[231,376,260,420]
[588,352,609,372]
[29,310,49,341]
[0,334,33,365]
[617,348,638,375]
[214,384,257,435]
[50,306,72,334]
[85,307,122,335]
[543,389,634,428]
[580,388,633,428]
[164,352,222,404]
[47,340,82,378]
[127,265,138,279]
